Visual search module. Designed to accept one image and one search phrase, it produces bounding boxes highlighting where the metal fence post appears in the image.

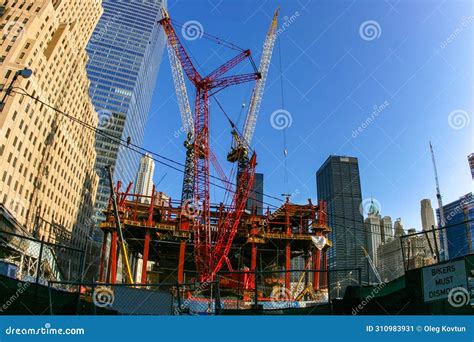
[254,270,258,311]
[35,238,45,285]
[92,282,96,315]
[176,282,181,315]
[48,282,53,315]
[215,276,221,315]
[400,236,407,271]
[79,250,86,282]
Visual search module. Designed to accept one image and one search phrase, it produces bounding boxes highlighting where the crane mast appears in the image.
[166,41,195,202]
[430,141,449,260]
[159,9,260,280]
[228,9,279,168]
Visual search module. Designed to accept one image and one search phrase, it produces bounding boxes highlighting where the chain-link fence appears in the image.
[401,219,474,272]
[216,268,361,312]
[0,230,85,285]
[47,281,220,315]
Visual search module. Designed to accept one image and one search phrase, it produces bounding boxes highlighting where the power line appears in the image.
[10,87,283,208]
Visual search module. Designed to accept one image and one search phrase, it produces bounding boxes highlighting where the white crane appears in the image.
[228,9,279,167]
[166,42,195,202]
[430,142,449,260]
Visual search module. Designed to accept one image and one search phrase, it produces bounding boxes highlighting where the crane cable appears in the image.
[277,37,289,195]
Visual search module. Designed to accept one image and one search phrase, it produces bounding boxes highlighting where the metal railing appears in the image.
[0,230,85,285]
[400,219,474,272]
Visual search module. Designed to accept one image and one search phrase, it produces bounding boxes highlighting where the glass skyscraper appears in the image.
[437,193,474,259]
[86,0,167,224]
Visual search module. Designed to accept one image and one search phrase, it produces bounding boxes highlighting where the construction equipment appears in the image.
[429,142,449,260]
[106,165,134,284]
[362,247,382,284]
[159,9,260,280]
[166,41,194,203]
[227,8,279,172]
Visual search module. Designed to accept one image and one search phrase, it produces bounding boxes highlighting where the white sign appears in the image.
[422,260,467,303]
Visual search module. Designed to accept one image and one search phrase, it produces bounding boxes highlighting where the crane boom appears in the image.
[242,8,279,147]
[167,42,194,136]
[430,141,449,260]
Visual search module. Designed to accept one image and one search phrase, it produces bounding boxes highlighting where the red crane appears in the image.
[159,10,260,280]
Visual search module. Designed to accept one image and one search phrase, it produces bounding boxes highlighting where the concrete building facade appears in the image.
[377,218,405,282]
[420,199,436,231]
[0,0,102,250]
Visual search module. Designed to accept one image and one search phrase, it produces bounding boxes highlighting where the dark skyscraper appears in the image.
[316,156,368,291]
[247,173,264,215]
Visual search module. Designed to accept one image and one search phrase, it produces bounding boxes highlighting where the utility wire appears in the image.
[10,88,464,234]
[10,87,283,208]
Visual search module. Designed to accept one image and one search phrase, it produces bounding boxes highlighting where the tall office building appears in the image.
[86,0,167,225]
[0,0,101,250]
[316,156,368,289]
[247,173,264,215]
[436,193,474,259]
[134,153,155,203]
[420,199,436,231]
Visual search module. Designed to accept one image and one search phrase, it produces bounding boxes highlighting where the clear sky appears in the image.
[142,0,474,231]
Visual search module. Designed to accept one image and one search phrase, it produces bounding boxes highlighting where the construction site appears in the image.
[0,4,473,317]
[92,8,333,313]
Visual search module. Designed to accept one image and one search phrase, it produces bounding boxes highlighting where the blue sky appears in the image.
[142,0,473,230]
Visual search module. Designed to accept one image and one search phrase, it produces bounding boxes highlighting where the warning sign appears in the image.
[422,259,468,303]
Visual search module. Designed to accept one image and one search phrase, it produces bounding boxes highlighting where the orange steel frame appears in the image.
[99,187,332,290]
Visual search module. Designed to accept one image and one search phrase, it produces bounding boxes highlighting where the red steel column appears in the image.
[178,240,186,283]
[285,242,291,290]
[109,231,118,284]
[141,229,150,284]
[99,231,108,282]
[251,243,257,271]
[178,219,189,283]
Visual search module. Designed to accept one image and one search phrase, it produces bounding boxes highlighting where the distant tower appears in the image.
[420,199,436,231]
[134,154,155,203]
[380,216,393,243]
[364,204,382,267]
[394,218,405,237]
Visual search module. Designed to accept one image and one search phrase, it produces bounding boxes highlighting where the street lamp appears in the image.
[0,68,33,111]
